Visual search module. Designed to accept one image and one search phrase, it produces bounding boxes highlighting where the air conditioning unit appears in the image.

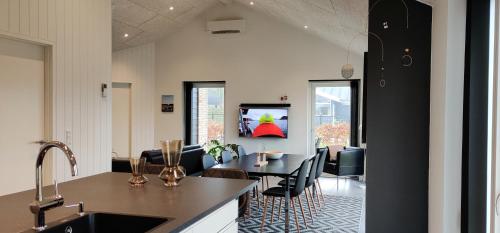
[207,19,246,34]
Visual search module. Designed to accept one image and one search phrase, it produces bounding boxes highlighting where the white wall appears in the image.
[0,0,112,183]
[112,43,156,156]
[154,4,363,154]
[428,0,466,233]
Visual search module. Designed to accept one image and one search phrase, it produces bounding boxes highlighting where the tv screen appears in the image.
[239,108,288,138]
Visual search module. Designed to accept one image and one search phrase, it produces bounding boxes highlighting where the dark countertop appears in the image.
[0,172,256,233]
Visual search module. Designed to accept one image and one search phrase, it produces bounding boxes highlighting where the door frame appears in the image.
[0,33,55,184]
[111,81,133,158]
[308,80,361,155]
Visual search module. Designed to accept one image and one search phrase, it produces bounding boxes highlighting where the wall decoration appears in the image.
[161,95,174,113]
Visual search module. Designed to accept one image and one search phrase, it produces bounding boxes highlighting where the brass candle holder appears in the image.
[158,140,185,187]
[128,157,149,187]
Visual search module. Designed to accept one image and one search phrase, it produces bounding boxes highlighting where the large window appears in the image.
[184,82,225,146]
[310,81,359,155]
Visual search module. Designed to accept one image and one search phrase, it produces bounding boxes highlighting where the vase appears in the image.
[128,157,148,187]
[158,140,185,187]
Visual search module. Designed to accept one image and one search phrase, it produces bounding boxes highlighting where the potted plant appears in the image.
[206,140,238,163]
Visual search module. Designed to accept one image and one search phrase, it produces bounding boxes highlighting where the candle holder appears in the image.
[158,140,186,187]
[128,157,148,187]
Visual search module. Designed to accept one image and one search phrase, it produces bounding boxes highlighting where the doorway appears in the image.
[310,81,359,155]
[0,37,46,196]
[112,82,132,158]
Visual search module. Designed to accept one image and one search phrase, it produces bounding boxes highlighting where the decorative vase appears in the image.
[158,140,185,187]
[128,157,149,187]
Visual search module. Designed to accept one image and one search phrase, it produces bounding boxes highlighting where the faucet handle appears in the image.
[65,202,84,216]
[54,179,60,198]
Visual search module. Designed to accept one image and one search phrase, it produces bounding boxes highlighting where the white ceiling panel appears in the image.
[112,0,368,52]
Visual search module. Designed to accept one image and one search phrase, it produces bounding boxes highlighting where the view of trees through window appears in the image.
[313,85,351,155]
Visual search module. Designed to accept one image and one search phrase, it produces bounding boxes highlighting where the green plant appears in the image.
[206,140,237,161]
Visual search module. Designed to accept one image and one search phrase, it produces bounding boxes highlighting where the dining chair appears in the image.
[278,153,319,220]
[238,149,263,209]
[260,159,310,233]
[202,154,217,170]
[221,150,233,163]
[202,168,251,218]
[237,145,247,157]
[314,147,329,207]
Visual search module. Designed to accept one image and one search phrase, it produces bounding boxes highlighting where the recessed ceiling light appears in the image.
[169,6,174,10]
[304,25,309,29]
[250,1,254,5]
[124,33,129,38]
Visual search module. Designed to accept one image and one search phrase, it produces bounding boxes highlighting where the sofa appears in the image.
[139,145,206,176]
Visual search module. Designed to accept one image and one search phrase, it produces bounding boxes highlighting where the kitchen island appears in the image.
[0,172,256,233]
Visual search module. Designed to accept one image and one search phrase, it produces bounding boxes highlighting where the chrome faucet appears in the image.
[29,141,78,231]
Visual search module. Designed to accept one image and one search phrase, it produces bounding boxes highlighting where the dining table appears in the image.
[212,153,313,233]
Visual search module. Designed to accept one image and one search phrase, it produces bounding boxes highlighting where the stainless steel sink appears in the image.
[22,212,170,233]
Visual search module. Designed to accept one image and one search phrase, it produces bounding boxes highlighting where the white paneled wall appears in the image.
[112,43,155,156]
[0,0,112,183]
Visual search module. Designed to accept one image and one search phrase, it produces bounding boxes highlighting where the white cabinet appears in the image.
[181,199,238,233]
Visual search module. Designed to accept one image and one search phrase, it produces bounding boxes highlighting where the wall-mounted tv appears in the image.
[239,107,288,138]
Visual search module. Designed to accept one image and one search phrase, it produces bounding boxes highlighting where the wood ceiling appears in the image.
[112,0,370,53]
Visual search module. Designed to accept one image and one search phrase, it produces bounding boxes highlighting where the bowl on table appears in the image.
[264,151,284,160]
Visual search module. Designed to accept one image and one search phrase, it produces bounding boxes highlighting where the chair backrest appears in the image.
[336,148,365,176]
[221,150,233,163]
[237,145,247,157]
[292,159,310,197]
[202,154,216,170]
[202,168,250,217]
[305,154,319,188]
[315,147,328,179]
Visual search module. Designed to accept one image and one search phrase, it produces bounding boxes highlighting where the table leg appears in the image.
[285,176,290,233]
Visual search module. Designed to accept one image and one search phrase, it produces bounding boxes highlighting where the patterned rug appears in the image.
[238,195,363,233]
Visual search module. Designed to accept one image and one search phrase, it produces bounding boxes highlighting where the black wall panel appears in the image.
[366,1,432,232]
[462,0,490,232]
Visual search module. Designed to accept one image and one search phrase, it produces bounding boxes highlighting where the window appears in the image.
[184,82,225,146]
[310,81,359,155]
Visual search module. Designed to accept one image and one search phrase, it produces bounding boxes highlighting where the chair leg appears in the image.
[310,187,321,212]
[266,176,269,189]
[314,186,322,209]
[261,177,265,193]
[304,192,314,222]
[297,195,308,228]
[260,196,269,233]
[278,197,283,221]
[291,197,301,233]
[307,188,318,216]
[270,197,276,224]
[256,186,260,209]
[316,179,325,206]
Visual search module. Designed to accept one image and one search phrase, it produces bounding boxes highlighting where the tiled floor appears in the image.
[265,174,366,233]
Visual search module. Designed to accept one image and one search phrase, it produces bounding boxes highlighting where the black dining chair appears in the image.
[260,159,310,233]
[314,147,329,207]
[202,154,217,170]
[237,145,247,157]
[278,153,319,221]
[221,150,233,163]
[238,148,263,209]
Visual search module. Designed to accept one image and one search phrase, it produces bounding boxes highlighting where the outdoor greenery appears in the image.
[315,122,350,154]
